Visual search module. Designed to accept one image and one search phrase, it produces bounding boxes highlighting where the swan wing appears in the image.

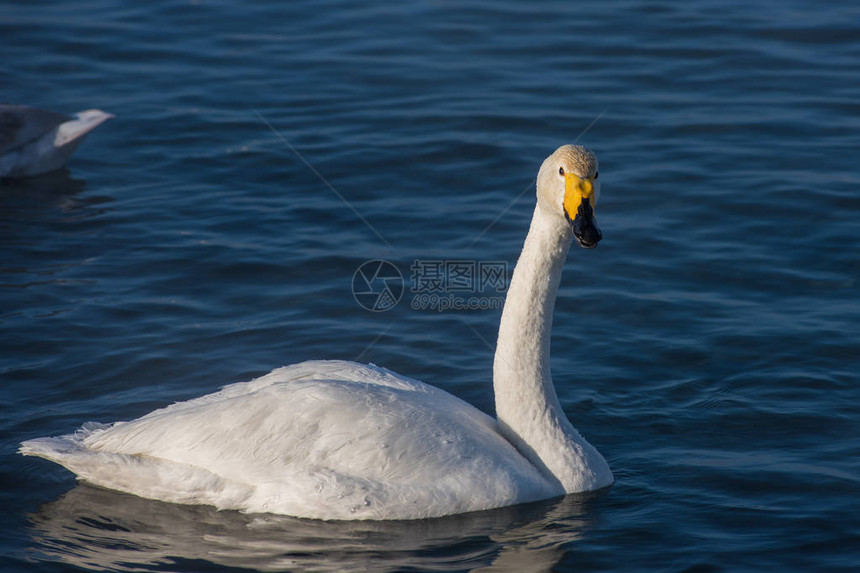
[22,361,557,520]
[0,105,71,155]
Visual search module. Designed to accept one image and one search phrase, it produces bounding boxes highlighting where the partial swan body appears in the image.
[21,144,613,520]
[0,105,113,177]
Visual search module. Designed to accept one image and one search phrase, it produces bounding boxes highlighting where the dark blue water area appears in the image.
[2,0,859,571]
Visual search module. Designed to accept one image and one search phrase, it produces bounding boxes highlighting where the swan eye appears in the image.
[558,167,565,176]
[594,170,599,180]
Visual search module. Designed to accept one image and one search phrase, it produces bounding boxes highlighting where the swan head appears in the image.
[537,144,602,248]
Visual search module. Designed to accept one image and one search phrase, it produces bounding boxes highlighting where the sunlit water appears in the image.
[2,0,859,571]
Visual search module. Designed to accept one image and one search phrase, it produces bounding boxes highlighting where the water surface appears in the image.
[2,0,858,571]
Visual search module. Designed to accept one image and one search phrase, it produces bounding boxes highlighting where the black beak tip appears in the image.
[576,236,600,249]
[571,199,602,249]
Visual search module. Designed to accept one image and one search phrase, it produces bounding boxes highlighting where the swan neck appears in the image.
[492,204,611,492]
[494,205,570,423]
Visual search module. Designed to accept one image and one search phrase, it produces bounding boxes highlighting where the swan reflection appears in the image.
[29,484,596,572]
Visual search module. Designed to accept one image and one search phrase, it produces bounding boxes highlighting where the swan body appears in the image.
[21,144,613,520]
[22,361,558,520]
[0,105,113,177]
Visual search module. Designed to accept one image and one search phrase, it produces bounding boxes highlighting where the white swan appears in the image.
[20,144,613,520]
[0,105,113,177]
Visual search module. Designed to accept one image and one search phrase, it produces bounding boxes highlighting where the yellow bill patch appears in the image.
[563,173,595,219]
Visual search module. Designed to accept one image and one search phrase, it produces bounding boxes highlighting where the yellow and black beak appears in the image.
[563,173,602,249]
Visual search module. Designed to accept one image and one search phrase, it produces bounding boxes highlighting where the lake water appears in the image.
[2,0,859,571]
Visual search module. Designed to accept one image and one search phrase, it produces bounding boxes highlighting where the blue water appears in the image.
[2,0,859,570]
